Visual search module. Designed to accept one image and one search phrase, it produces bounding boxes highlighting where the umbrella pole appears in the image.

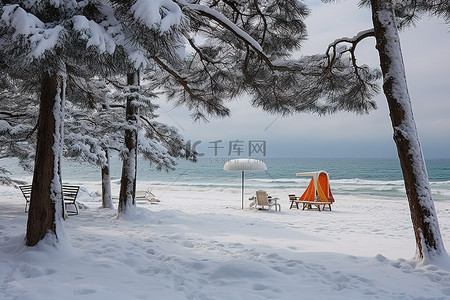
[241,170,244,209]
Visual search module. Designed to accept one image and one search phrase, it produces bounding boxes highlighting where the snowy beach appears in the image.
[1,0,450,298]
[1,181,450,299]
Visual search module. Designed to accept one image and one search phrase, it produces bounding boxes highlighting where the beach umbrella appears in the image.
[223,158,267,209]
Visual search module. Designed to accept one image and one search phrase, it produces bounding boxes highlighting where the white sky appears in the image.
[154,0,450,159]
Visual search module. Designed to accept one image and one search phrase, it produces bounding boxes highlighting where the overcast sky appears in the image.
[154,0,450,159]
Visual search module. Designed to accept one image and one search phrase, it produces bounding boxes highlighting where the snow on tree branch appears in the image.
[180,2,262,51]
[326,28,375,81]
[177,0,276,69]
[131,0,184,32]
[1,4,64,58]
[72,16,118,54]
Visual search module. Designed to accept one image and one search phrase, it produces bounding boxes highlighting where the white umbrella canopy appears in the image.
[224,158,267,209]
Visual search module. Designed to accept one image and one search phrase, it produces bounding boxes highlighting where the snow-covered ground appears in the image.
[1,183,450,299]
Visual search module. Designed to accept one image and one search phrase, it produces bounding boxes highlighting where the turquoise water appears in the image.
[3,157,450,201]
[134,157,450,182]
[132,158,450,201]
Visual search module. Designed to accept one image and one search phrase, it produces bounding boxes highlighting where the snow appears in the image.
[1,5,43,36]
[2,5,64,58]
[127,50,148,70]
[50,76,66,236]
[1,183,450,299]
[131,0,183,32]
[180,0,263,52]
[0,120,12,133]
[327,28,375,53]
[72,15,117,54]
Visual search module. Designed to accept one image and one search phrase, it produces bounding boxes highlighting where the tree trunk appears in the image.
[26,72,65,246]
[118,72,140,214]
[370,0,447,261]
[101,147,114,209]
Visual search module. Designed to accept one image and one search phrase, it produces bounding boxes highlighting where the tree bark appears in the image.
[101,147,114,209]
[370,0,446,261]
[26,72,64,246]
[118,72,140,214]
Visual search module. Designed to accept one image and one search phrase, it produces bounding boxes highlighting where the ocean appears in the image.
[4,157,449,202]
[135,157,450,201]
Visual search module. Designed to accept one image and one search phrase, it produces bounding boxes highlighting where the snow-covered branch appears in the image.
[1,4,64,58]
[131,0,184,32]
[178,1,276,70]
[72,15,118,54]
[326,29,375,80]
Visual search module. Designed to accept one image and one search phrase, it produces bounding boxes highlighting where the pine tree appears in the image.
[115,72,195,215]
[321,0,450,262]
[0,0,128,246]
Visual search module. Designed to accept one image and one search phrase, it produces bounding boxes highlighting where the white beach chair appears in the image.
[136,188,160,203]
[255,190,281,211]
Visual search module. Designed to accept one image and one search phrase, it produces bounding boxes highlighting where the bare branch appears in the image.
[253,0,268,44]
[185,37,223,87]
[151,56,196,99]
[0,111,29,118]
[139,115,172,145]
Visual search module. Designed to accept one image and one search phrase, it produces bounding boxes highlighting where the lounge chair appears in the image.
[290,171,334,211]
[255,190,281,211]
[135,188,160,203]
[291,195,333,211]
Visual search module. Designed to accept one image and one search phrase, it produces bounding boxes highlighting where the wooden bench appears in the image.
[19,185,80,215]
[289,194,332,212]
